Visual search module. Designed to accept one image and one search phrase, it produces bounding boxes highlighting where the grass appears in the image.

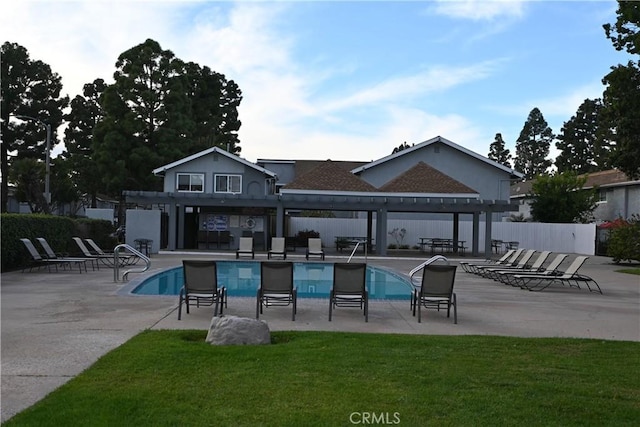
[5,331,640,426]
[617,267,640,275]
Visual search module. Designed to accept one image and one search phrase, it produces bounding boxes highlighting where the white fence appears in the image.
[289,218,596,255]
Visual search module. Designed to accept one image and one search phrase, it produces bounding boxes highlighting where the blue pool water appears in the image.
[131,261,412,300]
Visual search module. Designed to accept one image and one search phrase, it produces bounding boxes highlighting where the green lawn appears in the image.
[617,267,640,275]
[5,331,640,426]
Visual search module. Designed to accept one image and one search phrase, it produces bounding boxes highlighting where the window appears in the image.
[597,189,608,203]
[215,174,242,194]
[177,173,204,192]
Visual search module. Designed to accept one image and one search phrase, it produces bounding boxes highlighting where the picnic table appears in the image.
[335,236,373,252]
[418,238,466,255]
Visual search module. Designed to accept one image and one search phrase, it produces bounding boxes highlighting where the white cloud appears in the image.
[319,60,503,113]
[431,0,527,21]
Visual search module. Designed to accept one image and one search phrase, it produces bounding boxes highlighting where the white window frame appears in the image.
[176,173,205,193]
[214,174,242,194]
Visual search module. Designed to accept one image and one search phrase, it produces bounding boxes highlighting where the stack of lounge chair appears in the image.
[461,249,602,294]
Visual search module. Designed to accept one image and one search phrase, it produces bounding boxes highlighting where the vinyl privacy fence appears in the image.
[289,218,596,255]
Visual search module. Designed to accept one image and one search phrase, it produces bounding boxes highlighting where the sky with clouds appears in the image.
[1,0,633,164]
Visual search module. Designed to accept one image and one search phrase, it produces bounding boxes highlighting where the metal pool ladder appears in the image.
[347,239,368,263]
[113,244,151,282]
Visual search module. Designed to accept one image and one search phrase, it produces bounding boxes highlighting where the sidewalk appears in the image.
[1,252,639,422]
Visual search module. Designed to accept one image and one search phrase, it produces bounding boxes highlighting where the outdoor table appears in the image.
[134,238,153,256]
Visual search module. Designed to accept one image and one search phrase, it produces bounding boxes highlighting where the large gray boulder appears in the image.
[205,315,271,345]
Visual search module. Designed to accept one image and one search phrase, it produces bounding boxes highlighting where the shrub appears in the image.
[606,215,640,264]
[1,214,116,271]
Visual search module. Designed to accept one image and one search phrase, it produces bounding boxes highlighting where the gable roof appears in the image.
[378,161,478,195]
[282,160,377,193]
[351,135,523,178]
[152,147,277,178]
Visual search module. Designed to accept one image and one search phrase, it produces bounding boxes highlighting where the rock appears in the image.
[205,315,271,345]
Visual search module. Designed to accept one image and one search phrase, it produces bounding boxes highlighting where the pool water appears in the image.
[131,261,412,300]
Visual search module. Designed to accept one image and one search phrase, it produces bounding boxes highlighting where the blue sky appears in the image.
[1,0,633,164]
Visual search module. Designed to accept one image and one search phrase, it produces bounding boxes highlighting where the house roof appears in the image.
[152,147,277,178]
[378,161,479,195]
[281,160,378,193]
[350,135,524,178]
[510,169,639,198]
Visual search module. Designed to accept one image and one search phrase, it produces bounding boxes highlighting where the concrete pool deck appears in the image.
[1,251,639,422]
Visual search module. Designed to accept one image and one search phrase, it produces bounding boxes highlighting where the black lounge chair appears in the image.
[479,249,539,279]
[85,238,139,266]
[35,237,95,273]
[511,256,601,293]
[257,261,297,321]
[493,252,565,285]
[472,248,527,275]
[459,249,516,273]
[329,263,368,322]
[178,260,226,320]
[20,238,64,273]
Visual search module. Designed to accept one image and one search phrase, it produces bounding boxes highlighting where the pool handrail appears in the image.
[408,255,449,289]
[347,239,368,263]
[114,244,150,282]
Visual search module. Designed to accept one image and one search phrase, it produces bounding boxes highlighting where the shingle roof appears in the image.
[294,160,367,178]
[283,160,378,192]
[378,161,478,194]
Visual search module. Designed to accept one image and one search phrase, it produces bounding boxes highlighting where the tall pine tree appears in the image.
[488,133,512,168]
[514,108,553,180]
[0,42,69,213]
[555,99,610,174]
[602,1,640,179]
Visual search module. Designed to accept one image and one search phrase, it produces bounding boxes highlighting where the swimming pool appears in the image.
[131,261,412,300]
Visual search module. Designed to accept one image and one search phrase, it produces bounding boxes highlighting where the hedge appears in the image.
[1,214,117,272]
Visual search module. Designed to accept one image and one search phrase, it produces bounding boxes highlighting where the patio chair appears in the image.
[484,250,550,281]
[267,237,287,260]
[411,264,458,323]
[72,237,113,268]
[306,238,325,260]
[19,238,64,273]
[178,260,226,320]
[512,256,601,293]
[459,249,515,273]
[256,261,297,321]
[496,253,567,286]
[329,263,368,322]
[85,238,140,266]
[236,237,255,259]
[472,248,526,275]
[35,237,94,273]
[477,249,537,279]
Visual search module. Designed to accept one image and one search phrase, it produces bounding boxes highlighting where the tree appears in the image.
[92,39,244,222]
[601,63,640,179]
[62,79,107,208]
[185,63,242,154]
[0,41,69,213]
[528,172,598,223]
[392,141,413,154]
[602,1,640,179]
[487,133,512,167]
[513,108,553,180]
[555,99,610,174]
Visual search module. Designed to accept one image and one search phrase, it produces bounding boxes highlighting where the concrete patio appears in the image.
[1,251,639,422]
